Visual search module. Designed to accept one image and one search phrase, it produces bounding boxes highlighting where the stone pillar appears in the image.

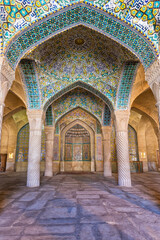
[114,110,131,187]
[102,126,112,177]
[44,126,54,177]
[27,109,43,187]
[0,102,5,144]
[137,118,148,172]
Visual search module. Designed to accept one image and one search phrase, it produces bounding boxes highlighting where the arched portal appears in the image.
[60,119,96,173]
[5,4,157,69]
[63,124,91,172]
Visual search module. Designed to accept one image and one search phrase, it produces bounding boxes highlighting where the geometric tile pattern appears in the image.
[116,61,138,109]
[5,5,157,69]
[19,59,41,109]
[96,121,102,134]
[130,1,160,37]
[103,104,111,126]
[0,0,159,58]
[0,0,32,34]
[45,105,53,126]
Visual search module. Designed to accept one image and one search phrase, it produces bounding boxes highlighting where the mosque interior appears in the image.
[0,0,159,187]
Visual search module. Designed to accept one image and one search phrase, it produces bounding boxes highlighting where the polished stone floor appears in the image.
[0,172,160,240]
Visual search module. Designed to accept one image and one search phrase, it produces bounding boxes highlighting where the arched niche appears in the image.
[15,123,46,172]
[60,119,95,173]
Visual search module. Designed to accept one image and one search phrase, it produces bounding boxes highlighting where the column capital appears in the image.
[114,110,130,132]
[27,109,43,118]
[145,59,160,86]
[0,58,15,102]
[27,109,44,133]
[150,81,160,104]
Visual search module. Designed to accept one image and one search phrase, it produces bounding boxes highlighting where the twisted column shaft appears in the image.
[114,110,131,187]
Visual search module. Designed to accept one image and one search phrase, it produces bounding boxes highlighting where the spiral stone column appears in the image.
[114,110,131,187]
[102,126,112,177]
[27,109,43,187]
[44,126,54,177]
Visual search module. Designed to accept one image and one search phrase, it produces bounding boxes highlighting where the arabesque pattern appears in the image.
[0,0,159,57]
[51,88,104,123]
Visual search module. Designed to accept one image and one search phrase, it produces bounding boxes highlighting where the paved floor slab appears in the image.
[0,172,160,239]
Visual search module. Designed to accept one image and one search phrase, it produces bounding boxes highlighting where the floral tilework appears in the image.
[6,5,156,69]
[19,59,41,109]
[27,25,137,108]
[116,61,138,109]
[44,81,114,111]
[52,88,104,123]
[57,107,98,133]
[19,25,140,112]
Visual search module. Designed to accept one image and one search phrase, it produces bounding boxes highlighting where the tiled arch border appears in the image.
[54,106,103,126]
[54,107,103,134]
[44,81,114,112]
[54,104,111,126]
[5,3,158,70]
[19,59,42,109]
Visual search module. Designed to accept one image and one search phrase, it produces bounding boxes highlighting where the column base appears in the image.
[104,172,112,177]
[27,180,40,188]
[91,161,95,172]
[44,171,53,177]
[118,179,131,187]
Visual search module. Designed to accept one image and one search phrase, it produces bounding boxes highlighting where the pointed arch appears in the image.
[44,81,114,112]
[55,106,102,126]
[5,4,157,70]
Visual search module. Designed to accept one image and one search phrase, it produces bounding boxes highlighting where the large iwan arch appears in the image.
[5,4,157,69]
